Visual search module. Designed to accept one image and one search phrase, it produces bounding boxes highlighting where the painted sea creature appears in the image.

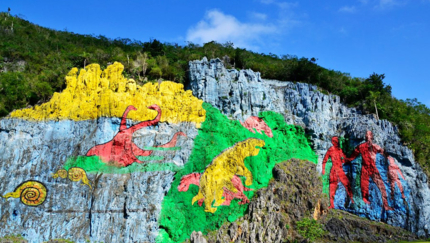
[86,105,161,166]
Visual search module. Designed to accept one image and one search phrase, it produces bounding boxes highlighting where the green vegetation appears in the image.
[157,103,317,242]
[1,12,430,175]
[296,218,325,241]
[0,234,26,243]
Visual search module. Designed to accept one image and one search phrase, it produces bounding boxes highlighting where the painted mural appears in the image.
[10,62,206,126]
[178,173,252,206]
[322,131,410,221]
[322,136,354,209]
[52,167,92,189]
[156,104,317,243]
[190,138,265,213]
[240,116,273,137]
[2,181,47,206]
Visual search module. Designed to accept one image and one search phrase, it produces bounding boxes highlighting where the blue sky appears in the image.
[4,0,430,107]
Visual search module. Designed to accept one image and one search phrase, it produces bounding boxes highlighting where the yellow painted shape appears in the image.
[68,167,92,189]
[52,169,68,179]
[3,181,47,206]
[192,138,265,213]
[10,62,206,126]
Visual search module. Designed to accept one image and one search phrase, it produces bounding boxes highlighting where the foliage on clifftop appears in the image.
[1,12,429,174]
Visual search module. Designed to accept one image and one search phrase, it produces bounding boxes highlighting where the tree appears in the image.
[132,52,148,81]
[369,91,380,120]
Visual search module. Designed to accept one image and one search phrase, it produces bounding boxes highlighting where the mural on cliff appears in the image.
[11,62,205,174]
[178,173,252,207]
[240,116,273,138]
[190,138,265,213]
[157,103,317,243]
[52,167,92,189]
[2,181,47,206]
[322,131,410,221]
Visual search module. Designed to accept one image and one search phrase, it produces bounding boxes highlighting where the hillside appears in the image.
[1,13,429,178]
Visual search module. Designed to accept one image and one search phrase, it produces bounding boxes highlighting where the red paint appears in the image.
[387,156,406,199]
[86,105,161,167]
[347,131,393,210]
[154,132,187,148]
[178,173,252,206]
[322,137,354,209]
[240,116,273,138]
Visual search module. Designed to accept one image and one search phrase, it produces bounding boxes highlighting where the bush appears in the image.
[296,218,325,241]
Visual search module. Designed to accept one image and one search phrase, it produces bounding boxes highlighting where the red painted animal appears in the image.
[154,132,187,148]
[86,105,185,167]
[178,173,252,206]
[240,116,273,138]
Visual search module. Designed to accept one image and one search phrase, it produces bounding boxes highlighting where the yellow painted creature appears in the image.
[192,138,265,213]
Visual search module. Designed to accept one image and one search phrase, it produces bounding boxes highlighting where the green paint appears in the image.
[322,159,333,196]
[157,103,317,242]
[63,155,183,174]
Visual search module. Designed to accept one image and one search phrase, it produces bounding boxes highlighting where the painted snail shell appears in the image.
[52,169,67,179]
[3,181,47,206]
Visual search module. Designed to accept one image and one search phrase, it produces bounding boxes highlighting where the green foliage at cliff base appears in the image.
[157,103,317,242]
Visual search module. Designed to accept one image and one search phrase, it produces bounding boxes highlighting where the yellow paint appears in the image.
[191,138,265,213]
[10,62,206,127]
[52,167,92,189]
[3,181,47,206]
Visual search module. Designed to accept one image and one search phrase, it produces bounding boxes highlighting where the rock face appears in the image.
[204,160,416,243]
[189,57,430,237]
[1,59,429,242]
[0,118,197,243]
[0,63,202,243]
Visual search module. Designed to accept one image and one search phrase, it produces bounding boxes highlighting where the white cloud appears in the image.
[249,11,267,21]
[259,0,298,9]
[186,10,278,49]
[339,6,357,13]
[375,0,405,9]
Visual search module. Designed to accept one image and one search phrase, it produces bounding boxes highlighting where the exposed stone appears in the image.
[205,160,417,243]
[0,118,198,242]
[189,58,430,237]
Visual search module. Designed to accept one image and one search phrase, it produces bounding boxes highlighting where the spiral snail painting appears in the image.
[52,167,92,189]
[2,180,47,206]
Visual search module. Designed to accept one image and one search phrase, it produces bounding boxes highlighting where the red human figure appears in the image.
[177,173,252,206]
[347,131,393,211]
[386,155,406,200]
[322,136,354,209]
[86,105,161,167]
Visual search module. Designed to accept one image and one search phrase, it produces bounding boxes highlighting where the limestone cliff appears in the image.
[0,59,429,243]
[189,57,430,237]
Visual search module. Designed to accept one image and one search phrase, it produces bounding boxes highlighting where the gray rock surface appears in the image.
[189,57,430,237]
[0,117,197,243]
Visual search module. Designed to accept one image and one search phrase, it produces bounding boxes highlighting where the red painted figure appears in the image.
[86,105,161,167]
[386,155,406,200]
[240,116,273,138]
[347,131,393,210]
[322,136,354,209]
